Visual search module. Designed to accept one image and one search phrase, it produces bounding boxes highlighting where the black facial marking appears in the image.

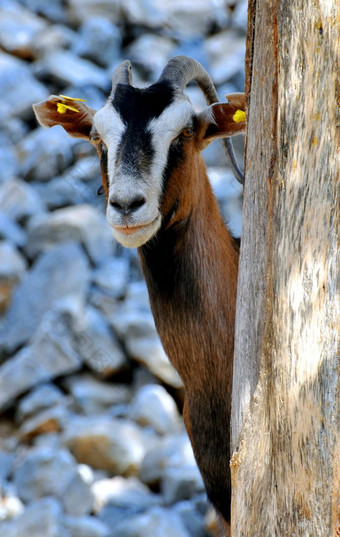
[99,144,109,190]
[111,82,175,177]
[112,81,175,125]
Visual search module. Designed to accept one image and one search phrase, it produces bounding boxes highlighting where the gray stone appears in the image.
[111,283,182,389]
[0,212,26,248]
[63,416,151,476]
[68,0,121,24]
[20,405,70,439]
[129,384,180,435]
[74,306,127,377]
[108,506,191,537]
[139,432,196,486]
[174,501,207,537]
[26,204,115,264]
[0,240,27,314]
[208,166,243,237]
[92,476,160,513]
[0,136,18,184]
[0,497,63,537]
[161,466,205,505]
[16,383,64,422]
[1,242,89,352]
[72,17,121,68]
[30,24,77,58]
[204,29,246,85]
[34,155,101,209]
[126,34,175,78]
[0,449,14,481]
[14,446,94,515]
[0,178,46,222]
[63,374,131,415]
[0,485,24,521]
[33,50,108,89]
[18,126,77,182]
[64,515,109,537]
[92,257,129,300]
[0,52,48,120]
[0,1,47,59]
[0,303,82,410]
[0,241,27,281]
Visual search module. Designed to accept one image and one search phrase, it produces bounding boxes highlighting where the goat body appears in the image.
[33,56,245,531]
[139,154,238,522]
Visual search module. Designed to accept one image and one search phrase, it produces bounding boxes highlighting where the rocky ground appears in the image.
[0,0,246,535]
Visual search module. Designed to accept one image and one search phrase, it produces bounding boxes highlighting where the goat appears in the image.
[33,56,246,533]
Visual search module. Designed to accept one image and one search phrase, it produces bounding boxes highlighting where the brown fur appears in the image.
[139,132,239,526]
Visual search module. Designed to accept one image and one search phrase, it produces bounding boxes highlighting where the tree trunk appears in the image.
[231,0,339,535]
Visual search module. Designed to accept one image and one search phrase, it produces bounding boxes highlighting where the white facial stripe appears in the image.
[93,103,125,181]
[148,99,195,195]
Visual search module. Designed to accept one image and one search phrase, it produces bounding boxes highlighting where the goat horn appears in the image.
[159,56,244,184]
[158,56,218,106]
[110,60,132,97]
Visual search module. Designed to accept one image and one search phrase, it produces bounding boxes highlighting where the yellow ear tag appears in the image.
[59,94,87,102]
[233,109,246,123]
[56,102,80,114]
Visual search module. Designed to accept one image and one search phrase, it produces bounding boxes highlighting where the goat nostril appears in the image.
[109,195,146,215]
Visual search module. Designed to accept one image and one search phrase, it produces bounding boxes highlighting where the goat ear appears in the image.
[32,95,95,140]
[198,92,246,147]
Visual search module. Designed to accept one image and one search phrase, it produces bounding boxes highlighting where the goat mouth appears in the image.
[114,223,150,235]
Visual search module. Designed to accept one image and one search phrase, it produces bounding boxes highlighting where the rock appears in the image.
[0,135,18,185]
[20,405,69,439]
[109,506,191,537]
[111,283,182,389]
[126,34,175,78]
[92,476,160,513]
[92,257,129,300]
[30,24,77,58]
[33,50,108,89]
[16,383,65,422]
[129,384,180,435]
[26,204,115,264]
[0,497,63,537]
[204,29,246,85]
[0,487,24,521]
[73,306,127,377]
[0,178,46,222]
[68,0,121,24]
[18,0,69,24]
[14,446,94,515]
[0,303,82,410]
[0,52,48,120]
[174,501,207,537]
[139,432,196,486]
[34,155,101,209]
[208,167,243,237]
[64,515,109,537]
[161,466,205,505]
[72,17,121,68]
[0,0,47,59]
[0,241,27,314]
[0,450,14,481]
[1,242,89,353]
[63,416,151,476]
[18,126,77,182]
[62,374,131,415]
[0,213,26,248]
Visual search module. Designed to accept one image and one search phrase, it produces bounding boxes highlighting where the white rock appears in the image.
[129,384,180,435]
[109,506,191,537]
[0,497,63,537]
[0,52,48,120]
[92,476,159,512]
[0,178,46,222]
[204,29,246,85]
[161,466,205,505]
[63,416,152,476]
[16,383,64,422]
[26,204,115,264]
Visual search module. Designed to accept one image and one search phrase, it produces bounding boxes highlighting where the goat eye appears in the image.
[181,127,194,138]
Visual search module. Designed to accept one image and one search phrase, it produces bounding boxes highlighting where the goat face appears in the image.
[32,56,246,248]
[92,82,197,248]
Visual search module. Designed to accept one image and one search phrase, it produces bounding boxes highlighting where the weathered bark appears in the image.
[231,0,339,535]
